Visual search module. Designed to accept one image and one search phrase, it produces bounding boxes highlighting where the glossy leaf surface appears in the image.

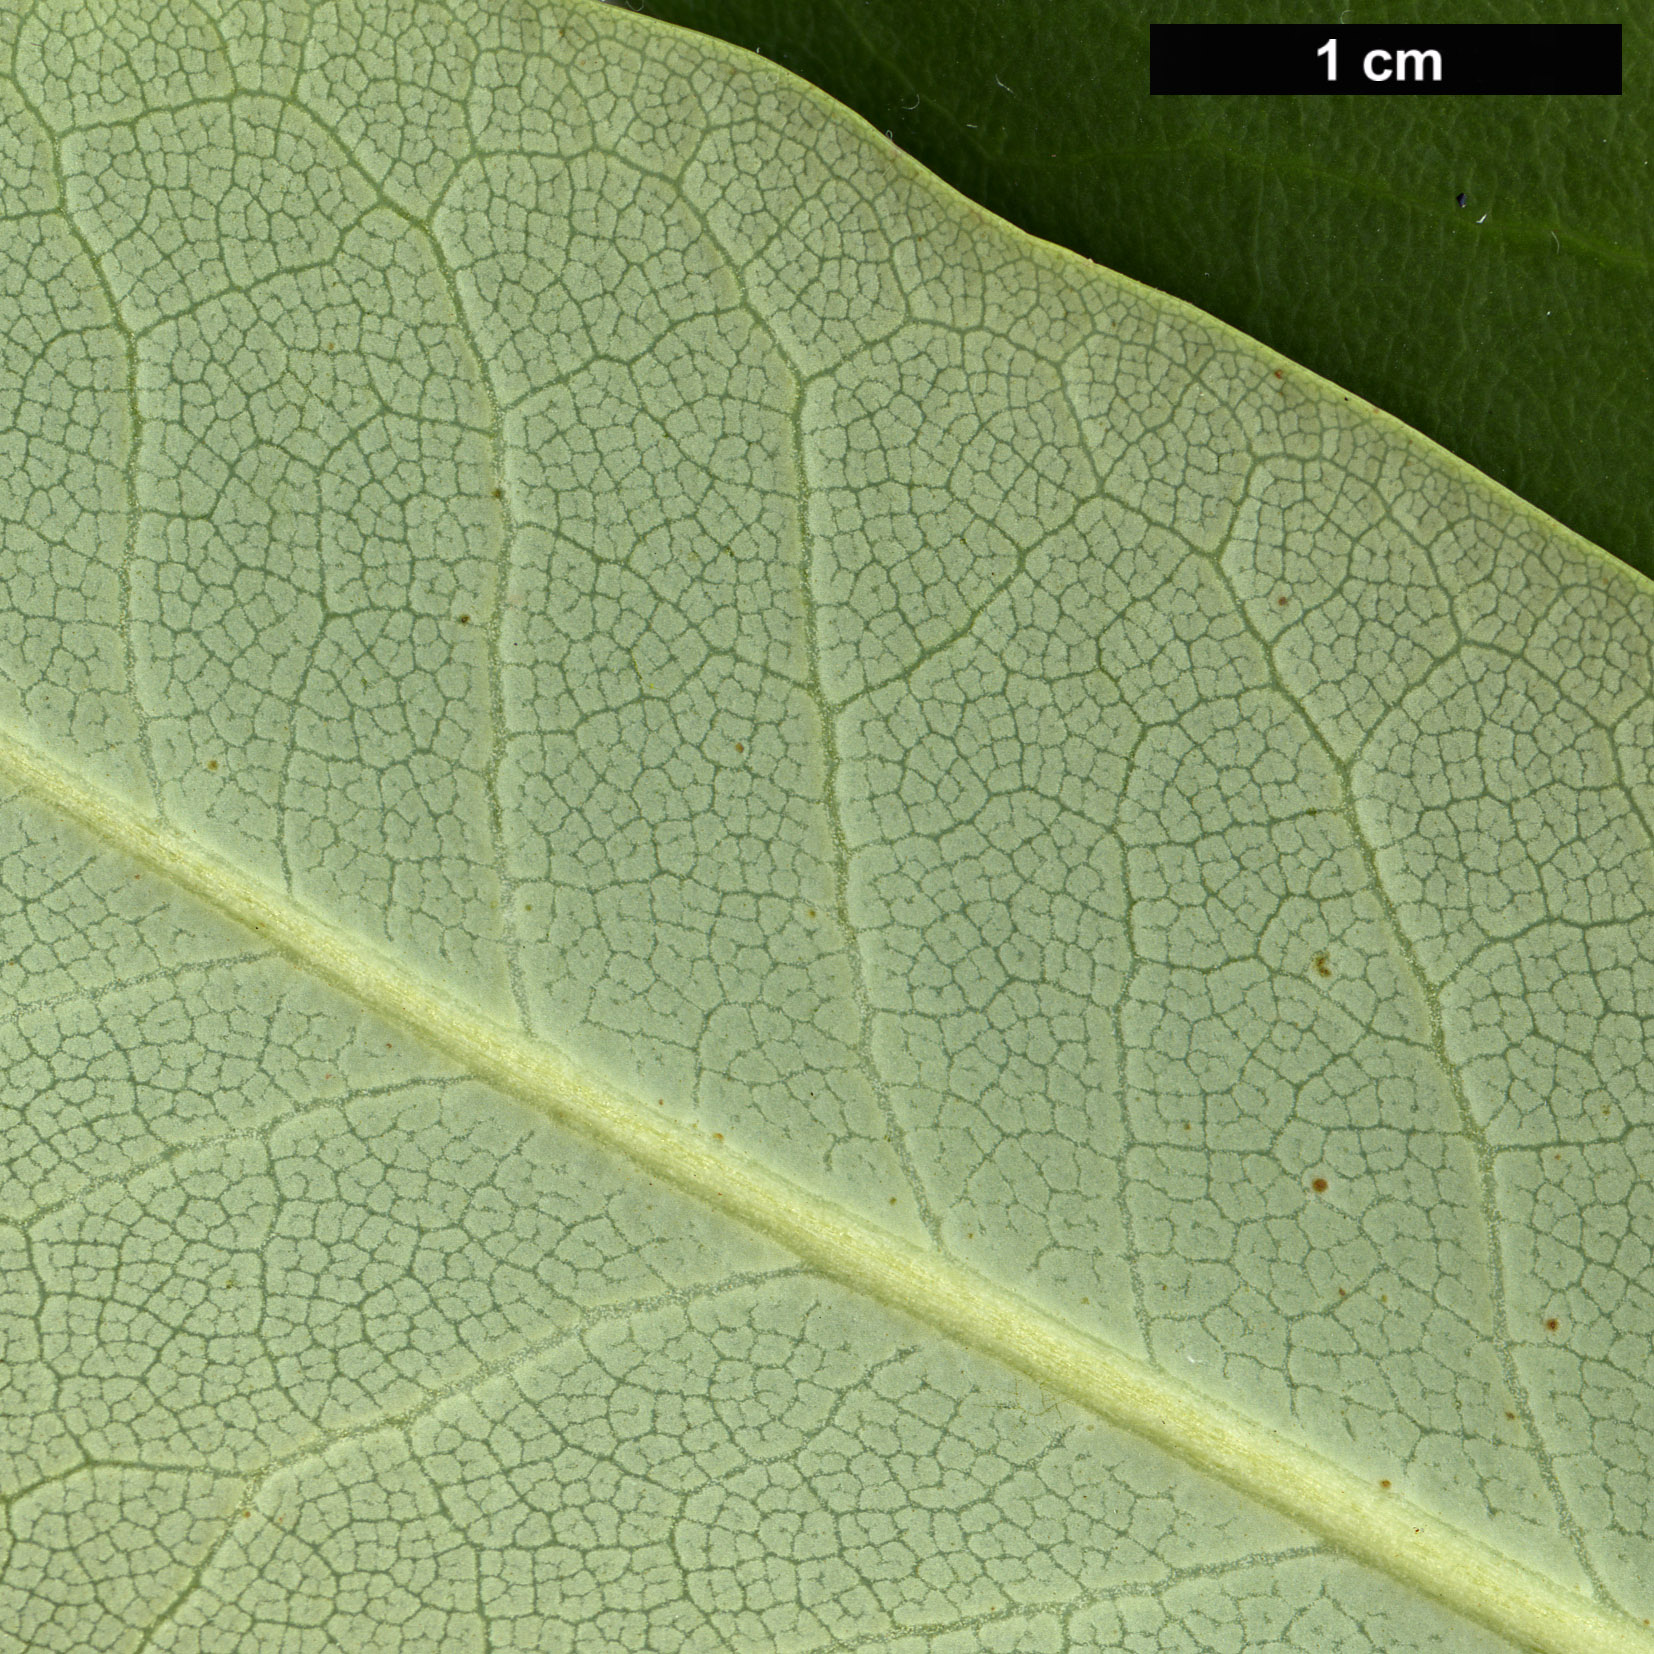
[2,3,1653,1651]
[631,0,1654,581]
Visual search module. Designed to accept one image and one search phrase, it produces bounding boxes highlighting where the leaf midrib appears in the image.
[3,722,1646,1654]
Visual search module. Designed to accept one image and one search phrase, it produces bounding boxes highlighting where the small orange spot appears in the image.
[1273,369,1284,379]
[712,1132,723,1141]
[1276,593,1289,607]
[1380,1479,1391,1490]
[1312,1177,1328,1193]
[1338,1287,1347,1296]
[1546,1318,1559,1332]
[206,759,218,771]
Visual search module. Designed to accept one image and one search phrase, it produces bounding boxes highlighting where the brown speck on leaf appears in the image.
[1276,593,1290,607]
[1546,1318,1560,1332]
[206,760,218,771]
[1338,1287,1347,1295]
[712,1132,723,1141]
[1274,369,1284,380]
[1380,1479,1391,1490]
[1312,1177,1329,1193]
[1313,953,1332,978]
[735,741,744,753]
[1505,1410,1517,1419]
[458,614,470,624]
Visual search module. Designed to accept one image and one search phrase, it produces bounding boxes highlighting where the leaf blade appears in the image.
[3,2,1653,1649]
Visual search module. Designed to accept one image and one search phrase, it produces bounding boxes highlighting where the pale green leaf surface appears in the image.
[1,2,1652,1651]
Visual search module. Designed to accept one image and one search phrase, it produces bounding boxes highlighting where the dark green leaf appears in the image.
[629,0,1654,579]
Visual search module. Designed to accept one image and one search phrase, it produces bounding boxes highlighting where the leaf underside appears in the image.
[2,3,1653,1652]
[630,0,1654,585]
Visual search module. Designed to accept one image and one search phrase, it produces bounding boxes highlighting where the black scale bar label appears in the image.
[1151,24,1621,95]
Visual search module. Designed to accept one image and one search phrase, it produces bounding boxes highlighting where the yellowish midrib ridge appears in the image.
[3,727,1645,1654]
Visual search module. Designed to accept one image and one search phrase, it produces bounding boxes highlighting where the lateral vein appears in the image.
[2,724,1646,1654]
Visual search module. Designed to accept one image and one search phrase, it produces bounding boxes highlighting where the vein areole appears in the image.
[1,726,1645,1654]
